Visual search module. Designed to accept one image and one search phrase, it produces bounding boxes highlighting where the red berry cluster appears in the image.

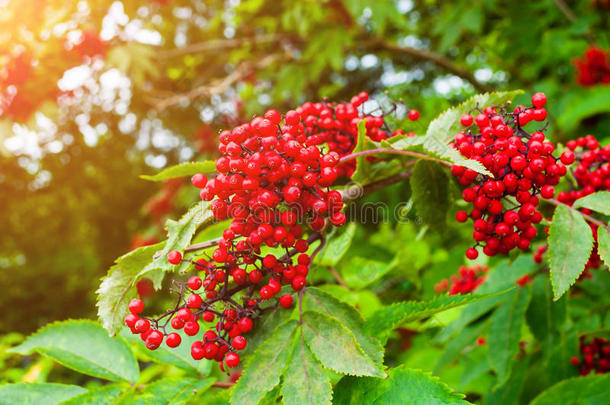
[126,94,407,369]
[556,135,610,271]
[571,337,610,375]
[574,46,610,87]
[434,264,488,295]
[452,93,572,260]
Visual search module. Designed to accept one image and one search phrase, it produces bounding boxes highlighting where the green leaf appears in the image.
[60,385,123,405]
[333,365,471,405]
[96,243,164,336]
[126,378,215,405]
[120,328,212,376]
[340,255,397,290]
[351,119,374,184]
[556,86,610,132]
[573,191,610,216]
[485,356,529,405]
[548,205,594,300]
[526,276,567,358]
[302,311,385,377]
[317,222,356,267]
[10,320,139,383]
[425,90,524,143]
[423,90,523,177]
[140,161,216,181]
[0,383,87,404]
[488,286,532,387]
[531,373,610,405]
[138,201,214,279]
[366,291,509,344]
[303,287,384,365]
[434,323,486,374]
[280,329,332,405]
[598,226,610,269]
[410,160,449,230]
[232,320,298,405]
[239,304,295,358]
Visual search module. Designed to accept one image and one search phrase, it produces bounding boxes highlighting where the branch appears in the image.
[340,166,414,203]
[212,381,235,389]
[328,266,350,289]
[368,39,493,93]
[339,148,452,167]
[542,198,607,228]
[145,54,280,111]
[184,237,222,253]
[156,34,289,58]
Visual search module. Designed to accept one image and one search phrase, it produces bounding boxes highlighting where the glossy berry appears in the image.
[408,109,420,121]
[191,174,208,188]
[166,333,181,348]
[232,336,247,350]
[225,352,240,368]
[186,293,203,309]
[187,276,202,290]
[167,250,182,265]
[129,298,144,314]
[279,294,294,308]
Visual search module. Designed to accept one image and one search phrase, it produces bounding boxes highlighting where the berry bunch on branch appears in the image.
[452,93,574,259]
[123,92,413,370]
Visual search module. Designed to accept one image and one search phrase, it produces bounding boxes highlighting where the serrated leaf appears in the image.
[422,135,493,176]
[333,365,471,405]
[366,291,508,344]
[410,160,449,229]
[138,201,213,279]
[302,311,385,377]
[425,90,524,143]
[303,287,384,365]
[96,243,164,336]
[488,286,532,387]
[239,304,295,358]
[526,276,567,359]
[232,320,298,405]
[120,328,212,376]
[0,383,87,405]
[140,161,216,182]
[351,119,375,184]
[60,385,123,405]
[548,205,594,300]
[598,226,610,269]
[531,373,610,405]
[125,378,215,405]
[10,320,139,383]
[573,191,610,216]
[317,223,356,267]
[280,329,332,405]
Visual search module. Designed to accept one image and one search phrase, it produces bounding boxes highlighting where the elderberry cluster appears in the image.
[125,93,407,370]
[452,93,573,260]
[574,46,610,87]
[571,337,610,375]
[434,264,488,295]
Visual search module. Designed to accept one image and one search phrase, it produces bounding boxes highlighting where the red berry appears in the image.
[232,336,247,350]
[191,174,208,188]
[186,294,203,309]
[129,298,144,314]
[460,114,473,126]
[238,317,253,333]
[225,352,240,368]
[166,333,181,348]
[465,247,479,260]
[135,319,150,334]
[167,250,182,265]
[187,276,202,290]
[408,109,420,121]
[279,294,294,308]
[531,92,547,108]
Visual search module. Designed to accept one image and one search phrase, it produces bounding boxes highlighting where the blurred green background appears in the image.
[1,0,609,335]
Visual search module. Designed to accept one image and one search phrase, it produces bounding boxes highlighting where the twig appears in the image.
[212,381,235,389]
[339,148,452,167]
[329,266,349,289]
[542,198,607,228]
[368,39,493,93]
[341,166,415,203]
[185,237,223,252]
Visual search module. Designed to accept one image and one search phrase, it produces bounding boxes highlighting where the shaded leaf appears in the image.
[410,160,449,229]
[526,276,566,359]
[140,161,216,182]
[96,243,164,336]
[303,287,384,365]
[340,255,397,290]
[598,226,610,269]
[333,365,471,405]
[231,320,298,405]
[488,287,532,386]
[0,383,87,405]
[302,311,385,377]
[366,291,509,345]
[10,320,139,383]
[556,86,610,132]
[280,329,332,405]
[61,385,123,405]
[531,373,610,405]
[125,378,215,405]
[548,205,594,300]
[317,223,356,267]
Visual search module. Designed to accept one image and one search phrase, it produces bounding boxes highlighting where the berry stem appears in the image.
[184,237,223,252]
[339,148,452,167]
